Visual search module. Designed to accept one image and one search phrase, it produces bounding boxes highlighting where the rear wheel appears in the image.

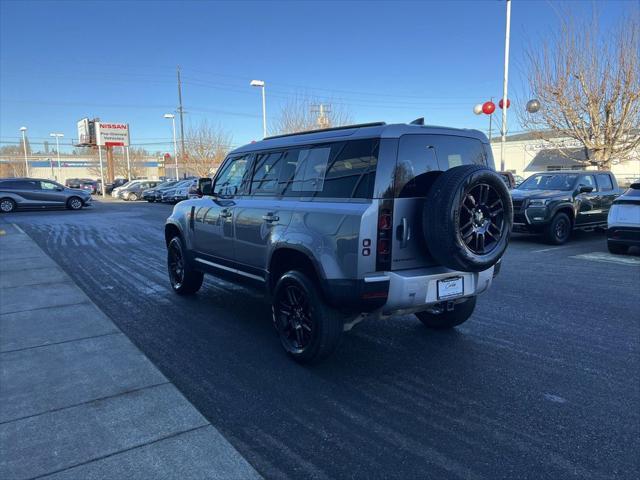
[415,296,477,329]
[167,236,204,295]
[607,241,628,255]
[544,212,571,245]
[147,198,155,203]
[272,271,344,364]
[0,198,16,213]
[128,192,139,201]
[66,197,83,210]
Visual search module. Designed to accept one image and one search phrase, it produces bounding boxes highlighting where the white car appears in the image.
[607,181,640,254]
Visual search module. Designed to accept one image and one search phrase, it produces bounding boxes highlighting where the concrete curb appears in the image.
[0,222,261,479]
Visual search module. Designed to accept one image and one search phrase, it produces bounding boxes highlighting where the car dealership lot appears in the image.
[3,201,639,479]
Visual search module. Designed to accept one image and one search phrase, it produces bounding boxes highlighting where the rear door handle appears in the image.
[220,209,232,218]
[262,213,280,223]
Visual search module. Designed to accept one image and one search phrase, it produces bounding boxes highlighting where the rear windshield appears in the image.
[395,134,486,198]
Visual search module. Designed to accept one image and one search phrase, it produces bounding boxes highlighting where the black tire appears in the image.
[147,198,155,203]
[543,212,572,245]
[607,241,628,255]
[272,270,344,364]
[128,192,139,201]
[415,296,477,329]
[0,198,16,213]
[167,236,204,295]
[66,196,83,210]
[422,165,512,272]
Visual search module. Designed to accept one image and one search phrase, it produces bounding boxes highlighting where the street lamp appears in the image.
[163,113,179,180]
[499,0,512,172]
[20,127,28,176]
[250,79,267,139]
[49,133,64,181]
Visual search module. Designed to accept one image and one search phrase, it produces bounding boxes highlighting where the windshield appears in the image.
[518,174,578,191]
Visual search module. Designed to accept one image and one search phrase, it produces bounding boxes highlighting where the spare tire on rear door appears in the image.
[422,164,512,272]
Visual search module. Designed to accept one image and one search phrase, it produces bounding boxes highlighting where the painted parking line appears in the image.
[570,252,640,266]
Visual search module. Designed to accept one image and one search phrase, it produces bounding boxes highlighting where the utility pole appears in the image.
[311,104,331,128]
[177,66,186,165]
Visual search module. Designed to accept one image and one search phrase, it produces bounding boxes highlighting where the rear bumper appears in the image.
[607,226,640,247]
[323,265,494,315]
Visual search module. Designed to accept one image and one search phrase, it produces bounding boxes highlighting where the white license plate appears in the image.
[437,277,464,300]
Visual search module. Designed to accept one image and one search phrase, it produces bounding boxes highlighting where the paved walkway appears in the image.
[0,221,260,480]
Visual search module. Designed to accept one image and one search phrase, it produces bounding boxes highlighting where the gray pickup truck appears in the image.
[165,121,513,363]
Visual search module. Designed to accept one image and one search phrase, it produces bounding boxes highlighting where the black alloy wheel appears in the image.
[459,183,505,255]
[275,283,314,353]
[167,236,203,295]
[272,271,344,363]
[168,240,185,289]
[544,212,571,245]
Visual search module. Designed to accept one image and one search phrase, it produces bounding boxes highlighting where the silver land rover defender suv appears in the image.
[165,121,513,363]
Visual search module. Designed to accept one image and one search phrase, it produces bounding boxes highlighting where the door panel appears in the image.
[575,175,600,225]
[193,199,235,261]
[32,181,67,205]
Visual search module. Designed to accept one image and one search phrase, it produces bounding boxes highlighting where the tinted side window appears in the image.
[252,151,284,194]
[214,155,249,197]
[596,174,613,191]
[279,139,379,198]
[577,175,596,190]
[1,181,28,190]
[39,181,58,190]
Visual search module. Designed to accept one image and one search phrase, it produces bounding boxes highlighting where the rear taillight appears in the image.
[376,204,393,271]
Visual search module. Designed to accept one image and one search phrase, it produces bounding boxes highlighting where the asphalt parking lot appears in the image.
[3,200,639,480]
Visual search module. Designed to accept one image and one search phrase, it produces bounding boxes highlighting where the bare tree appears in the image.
[520,13,640,169]
[0,144,27,177]
[271,96,353,135]
[183,121,233,177]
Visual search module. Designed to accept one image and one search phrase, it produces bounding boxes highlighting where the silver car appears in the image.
[0,177,92,213]
[165,121,513,363]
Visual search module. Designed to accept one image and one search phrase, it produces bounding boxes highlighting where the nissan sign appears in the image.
[95,122,130,147]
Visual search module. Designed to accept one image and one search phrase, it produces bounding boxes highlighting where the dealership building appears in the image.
[490,132,640,186]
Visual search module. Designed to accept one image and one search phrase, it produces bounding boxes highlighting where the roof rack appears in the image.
[264,122,386,140]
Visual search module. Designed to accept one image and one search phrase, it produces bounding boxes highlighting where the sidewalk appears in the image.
[0,222,261,480]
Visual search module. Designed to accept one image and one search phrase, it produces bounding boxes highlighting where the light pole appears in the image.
[49,133,64,181]
[499,0,512,172]
[250,80,266,138]
[20,127,28,176]
[163,113,179,180]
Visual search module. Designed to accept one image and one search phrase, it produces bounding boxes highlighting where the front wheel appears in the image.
[127,192,139,201]
[167,236,203,295]
[272,271,344,364]
[147,198,155,203]
[415,296,477,329]
[67,197,83,210]
[0,198,16,213]
[607,241,628,255]
[544,212,571,245]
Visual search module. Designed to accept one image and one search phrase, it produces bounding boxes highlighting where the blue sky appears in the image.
[0,0,634,154]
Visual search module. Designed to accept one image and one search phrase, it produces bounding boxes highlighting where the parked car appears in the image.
[79,179,98,194]
[118,180,161,201]
[511,170,622,244]
[153,182,179,202]
[171,179,198,203]
[607,182,640,254]
[143,181,173,202]
[164,121,512,363]
[97,178,128,195]
[498,171,516,189]
[0,177,92,213]
[513,174,524,187]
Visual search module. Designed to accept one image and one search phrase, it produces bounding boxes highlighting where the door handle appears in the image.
[262,213,280,223]
[220,209,232,218]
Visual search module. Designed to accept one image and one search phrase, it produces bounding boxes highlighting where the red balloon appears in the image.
[482,101,496,114]
[499,98,511,109]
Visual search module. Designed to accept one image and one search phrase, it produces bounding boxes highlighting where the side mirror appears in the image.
[579,185,594,194]
[56,187,64,191]
[198,177,212,196]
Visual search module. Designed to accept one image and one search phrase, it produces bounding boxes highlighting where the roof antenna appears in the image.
[410,117,424,125]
